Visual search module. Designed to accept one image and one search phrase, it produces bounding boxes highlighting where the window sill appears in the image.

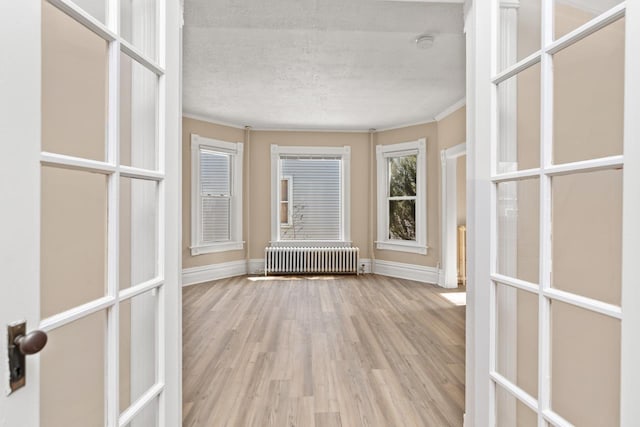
[375,241,428,255]
[191,241,244,256]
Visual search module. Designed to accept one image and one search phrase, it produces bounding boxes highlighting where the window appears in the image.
[376,138,427,254]
[280,177,292,226]
[191,134,243,255]
[271,145,351,244]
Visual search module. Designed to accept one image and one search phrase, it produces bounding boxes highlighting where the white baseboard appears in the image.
[373,259,440,285]
[360,258,373,274]
[245,258,373,275]
[182,258,442,287]
[438,271,447,288]
[182,260,248,287]
[248,258,265,275]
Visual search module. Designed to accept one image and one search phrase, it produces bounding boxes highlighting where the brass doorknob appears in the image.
[14,330,48,355]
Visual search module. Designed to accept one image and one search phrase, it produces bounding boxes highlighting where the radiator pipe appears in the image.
[369,128,376,274]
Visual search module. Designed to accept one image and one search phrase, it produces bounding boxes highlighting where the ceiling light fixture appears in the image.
[415,34,434,50]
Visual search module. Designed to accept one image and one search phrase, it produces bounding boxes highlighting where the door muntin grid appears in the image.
[39,0,166,426]
[490,1,625,425]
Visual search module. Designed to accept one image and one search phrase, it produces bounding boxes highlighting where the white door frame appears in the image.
[440,142,466,289]
[0,0,182,425]
[466,0,640,425]
[0,1,42,425]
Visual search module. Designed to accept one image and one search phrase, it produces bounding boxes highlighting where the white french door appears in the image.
[468,0,640,425]
[0,0,182,426]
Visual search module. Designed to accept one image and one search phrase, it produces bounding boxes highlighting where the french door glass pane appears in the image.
[41,167,108,318]
[551,300,621,427]
[496,178,539,284]
[551,169,622,305]
[496,385,537,427]
[120,52,159,171]
[121,0,158,60]
[124,398,158,427]
[120,177,159,290]
[498,0,541,72]
[41,311,106,427]
[120,290,158,412]
[497,63,541,173]
[554,0,624,39]
[553,18,625,165]
[42,1,108,161]
[495,284,539,398]
[388,199,416,241]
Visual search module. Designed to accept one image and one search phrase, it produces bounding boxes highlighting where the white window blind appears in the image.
[200,150,231,243]
[191,134,243,255]
[279,156,342,241]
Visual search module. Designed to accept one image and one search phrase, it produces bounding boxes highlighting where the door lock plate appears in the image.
[7,322,27,393]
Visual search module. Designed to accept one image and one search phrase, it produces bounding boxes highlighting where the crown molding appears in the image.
[182,111,247,130]
[434,98,467,122]
[374,118,436,133]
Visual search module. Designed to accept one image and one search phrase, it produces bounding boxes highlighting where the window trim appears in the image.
[376,138,427,255]
[190,134,244,255]
[270,144,351,244]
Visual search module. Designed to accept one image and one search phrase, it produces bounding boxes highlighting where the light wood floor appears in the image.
[182,274,465,427]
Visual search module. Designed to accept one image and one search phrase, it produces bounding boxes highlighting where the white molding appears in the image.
[182,260,248,286]
[248,126,371,133]
[440,143,467,289]
[183,111,247,129]
[182,113,440,135]
[374,119,436,133]
[373,259,439,285]
[190,241,244,256]
[622,1,640,424]
[270,144,351,243]
[248,258,265,275]
[434,98,466,122]
[375,241,428,255]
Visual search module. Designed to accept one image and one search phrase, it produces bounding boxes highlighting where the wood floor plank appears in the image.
[183,275,465,426]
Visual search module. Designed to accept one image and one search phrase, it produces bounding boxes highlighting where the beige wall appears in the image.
[248,130,371,259]
[183,118,468,270]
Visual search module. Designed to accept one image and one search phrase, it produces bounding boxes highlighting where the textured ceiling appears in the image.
[183,0,466,130]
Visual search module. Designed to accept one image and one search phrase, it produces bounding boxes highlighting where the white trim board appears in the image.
[182,260,248,286]
[440,143,467,289]
[373,259,440,285]
[182,258,443,286]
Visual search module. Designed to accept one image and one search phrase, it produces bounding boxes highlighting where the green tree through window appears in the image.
[388,154,417,240]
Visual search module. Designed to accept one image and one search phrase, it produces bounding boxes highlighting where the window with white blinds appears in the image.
[271,145,351,244]
[191,135,243,255]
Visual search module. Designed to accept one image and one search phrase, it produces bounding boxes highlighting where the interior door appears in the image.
[467,0,640,425]
[0,0,182,426]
